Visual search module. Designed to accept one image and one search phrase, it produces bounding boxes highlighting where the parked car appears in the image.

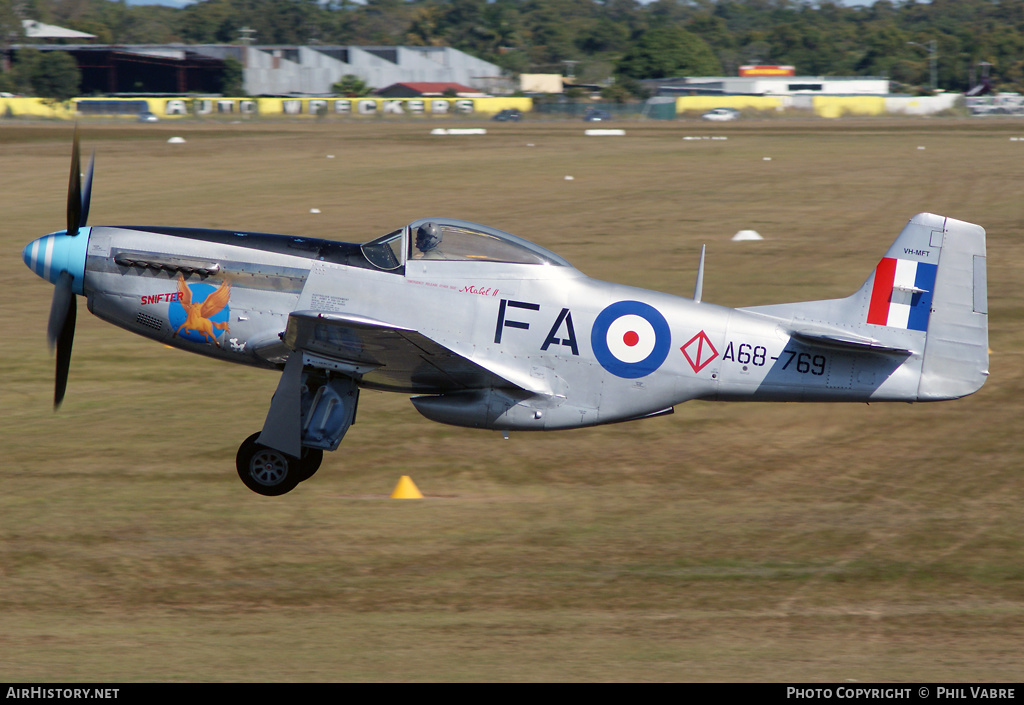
[492,108,522,122]
[583,108,612,122]
[701,107,740,122]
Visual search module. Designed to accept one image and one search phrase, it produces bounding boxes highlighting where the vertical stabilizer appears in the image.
[862,213,988,398]
[740,213,988,401]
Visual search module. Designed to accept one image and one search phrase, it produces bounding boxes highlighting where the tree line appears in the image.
[4,0,1024,99]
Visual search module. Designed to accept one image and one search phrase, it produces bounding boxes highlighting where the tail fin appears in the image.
[742,213,989,400]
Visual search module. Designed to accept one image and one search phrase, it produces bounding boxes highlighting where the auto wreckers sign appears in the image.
[159,97,477,117]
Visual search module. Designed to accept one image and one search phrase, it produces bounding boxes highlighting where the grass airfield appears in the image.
[1,117,1022,682]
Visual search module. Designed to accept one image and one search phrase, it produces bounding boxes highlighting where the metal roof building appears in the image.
[21,20,97,41]
[235,45,508,95]
[4,43,509,96]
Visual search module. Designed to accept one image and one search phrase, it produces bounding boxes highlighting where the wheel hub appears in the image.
[250,449,288,486]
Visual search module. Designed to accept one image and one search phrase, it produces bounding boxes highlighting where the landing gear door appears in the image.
[301,374,358,451]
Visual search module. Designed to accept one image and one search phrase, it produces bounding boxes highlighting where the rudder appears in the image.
[915,215,988,399]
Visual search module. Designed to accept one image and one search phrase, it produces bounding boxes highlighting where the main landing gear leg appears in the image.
[238,356,357,495]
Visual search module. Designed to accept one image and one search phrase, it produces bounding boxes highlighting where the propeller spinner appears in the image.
[23,128,94,408]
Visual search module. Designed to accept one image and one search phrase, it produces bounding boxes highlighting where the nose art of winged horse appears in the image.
[171,273,231,346]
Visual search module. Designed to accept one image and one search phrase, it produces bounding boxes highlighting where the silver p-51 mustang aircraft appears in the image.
[24,132,989,495]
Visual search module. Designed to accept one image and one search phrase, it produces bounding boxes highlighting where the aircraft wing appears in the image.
[281,310,537,395]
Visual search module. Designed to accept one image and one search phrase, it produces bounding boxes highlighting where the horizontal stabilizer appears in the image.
[787,327,912,355]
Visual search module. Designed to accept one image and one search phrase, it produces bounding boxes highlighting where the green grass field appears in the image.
[1,118,1022,681]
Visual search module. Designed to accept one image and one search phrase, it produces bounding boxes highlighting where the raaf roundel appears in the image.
[591,301,672,379]
[23,129,989,495]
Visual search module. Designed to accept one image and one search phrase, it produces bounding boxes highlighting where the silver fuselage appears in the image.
[44,221,938,432]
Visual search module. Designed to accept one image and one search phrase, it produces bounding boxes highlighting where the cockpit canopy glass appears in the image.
[361,219,571,271]
[409,219,571,266]
[360,229,404,270]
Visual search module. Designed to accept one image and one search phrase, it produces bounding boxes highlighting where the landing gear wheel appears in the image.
[294,447,324,483]
[236,432,301,496]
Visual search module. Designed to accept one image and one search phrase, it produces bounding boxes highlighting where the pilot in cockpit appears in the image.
[413,222,445,259]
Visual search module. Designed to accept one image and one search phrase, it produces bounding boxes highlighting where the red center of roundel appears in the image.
[622,331,640,347]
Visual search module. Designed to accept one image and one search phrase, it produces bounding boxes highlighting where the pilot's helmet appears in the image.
[416,222,442,252]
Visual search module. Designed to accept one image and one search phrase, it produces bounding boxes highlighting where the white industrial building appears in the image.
[655,75,891,96]
[233,45,509,95]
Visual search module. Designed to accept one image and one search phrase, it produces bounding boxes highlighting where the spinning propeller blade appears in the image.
[47,270,74,353]
[50,128,93,408]
[66,127,94,237]
[51,275,77,409]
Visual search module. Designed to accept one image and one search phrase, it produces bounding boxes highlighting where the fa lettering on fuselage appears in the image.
[494,299,579,356]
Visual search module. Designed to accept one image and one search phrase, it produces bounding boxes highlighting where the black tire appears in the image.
[294,447,324,483]
[236,432,301,496]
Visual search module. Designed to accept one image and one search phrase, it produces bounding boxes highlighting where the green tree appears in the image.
[5,0,1024,97]
[13,48,81,100]
[601,79,634,103]
[0,0,24,94]
[220,55,244,96]
[405,4,446,46]
[617,25,721,79]
[0,0,22,44]
[332,73,372,96]
[350,0,414,45]
[576,17,630,54]
[179,0,237,44]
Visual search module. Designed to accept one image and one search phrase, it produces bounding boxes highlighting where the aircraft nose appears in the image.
[23,228,90,295]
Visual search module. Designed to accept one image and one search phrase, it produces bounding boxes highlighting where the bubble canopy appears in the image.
[361,218,572,271]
